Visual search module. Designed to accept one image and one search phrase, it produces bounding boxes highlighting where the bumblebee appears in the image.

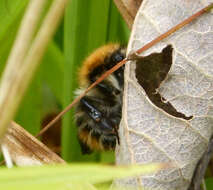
[74,44,126,154]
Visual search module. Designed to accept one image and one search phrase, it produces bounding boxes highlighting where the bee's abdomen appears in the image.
[75,98,120,153]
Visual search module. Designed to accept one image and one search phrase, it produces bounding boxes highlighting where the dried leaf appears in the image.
[113,0,142,28]
[2,122,65,166]
[115,0,213,189]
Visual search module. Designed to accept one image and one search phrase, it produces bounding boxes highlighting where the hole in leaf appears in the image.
[135,45,192,120]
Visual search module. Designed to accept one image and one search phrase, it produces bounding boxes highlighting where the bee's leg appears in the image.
[77,96,119,152]
[80,97,102,123]
[75,96,103,128]
[80,97,117,133]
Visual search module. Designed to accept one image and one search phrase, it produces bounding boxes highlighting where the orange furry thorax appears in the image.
[78,43,120,86]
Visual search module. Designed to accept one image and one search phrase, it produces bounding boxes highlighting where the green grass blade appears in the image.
[85,1,111,51]
[0,163,163,190]
[63,0,112,162]
[106,1,130,44]
[63,0,85,162]
[62,0,130,162]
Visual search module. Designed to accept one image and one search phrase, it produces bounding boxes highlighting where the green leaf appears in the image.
[0,163,163,190]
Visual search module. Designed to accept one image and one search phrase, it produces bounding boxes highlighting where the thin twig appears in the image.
[37,3,213,137]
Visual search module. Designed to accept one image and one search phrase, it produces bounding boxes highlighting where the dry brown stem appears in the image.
[2,122,65,166]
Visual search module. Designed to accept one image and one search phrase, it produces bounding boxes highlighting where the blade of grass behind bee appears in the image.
[63,0,91,162]
[63,0,112,162]
[85,1,111,52]
[106,1,130,44]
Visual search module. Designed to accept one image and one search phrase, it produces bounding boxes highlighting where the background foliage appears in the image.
[0,0,129,163]
[0,0,212,189]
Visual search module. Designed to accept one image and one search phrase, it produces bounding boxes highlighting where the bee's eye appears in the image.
[112,53,124,63]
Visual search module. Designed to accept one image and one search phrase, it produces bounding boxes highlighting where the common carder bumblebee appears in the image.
[74,44,126,154]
